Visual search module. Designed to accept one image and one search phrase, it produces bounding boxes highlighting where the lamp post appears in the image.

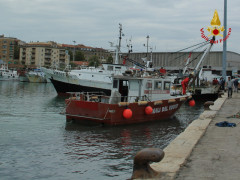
[73,40,76,62]
[222,0,227,80]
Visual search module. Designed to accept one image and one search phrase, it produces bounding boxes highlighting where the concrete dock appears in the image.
[149,92,240,180]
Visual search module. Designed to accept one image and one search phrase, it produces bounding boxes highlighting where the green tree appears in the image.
[14,44,19,59]
[107,55,113,64]
[75,51,85,61]
[68,50,73,61]
[88,55,100,67]
[69,62,77,68]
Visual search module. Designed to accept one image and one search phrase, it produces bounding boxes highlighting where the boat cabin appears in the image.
[109,76,173,103]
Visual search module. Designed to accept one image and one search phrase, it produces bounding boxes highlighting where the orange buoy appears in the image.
[189,99,195,107]
[123,109,132,119]
[145,106,153,115]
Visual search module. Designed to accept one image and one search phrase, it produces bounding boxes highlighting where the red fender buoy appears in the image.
[123,109,132,119]
[145,106,153,115]
[189,99,195,107]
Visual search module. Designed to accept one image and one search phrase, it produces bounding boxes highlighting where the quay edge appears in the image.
[143,93,228,179]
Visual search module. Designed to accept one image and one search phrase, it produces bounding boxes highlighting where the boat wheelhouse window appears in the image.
[115,67,121,69]
[113,79,118,88]
[146,81,152,88]
[122,80,128,86]
[154,81,162,89]
[164,81,171,90]
[107,66,113,71]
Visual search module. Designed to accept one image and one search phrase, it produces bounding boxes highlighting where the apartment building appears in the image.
[19,41,70,68]
[0,34,21,64]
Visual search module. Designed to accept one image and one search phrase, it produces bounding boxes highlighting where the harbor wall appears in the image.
[149,93,227,179]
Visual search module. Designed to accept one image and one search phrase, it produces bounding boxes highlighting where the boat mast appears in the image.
[222,0,227,80]
[183,53,192,74]
[192,37,215,77]
[114,23,123,64]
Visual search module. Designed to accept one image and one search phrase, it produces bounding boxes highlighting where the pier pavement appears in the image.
[150,92,240,180]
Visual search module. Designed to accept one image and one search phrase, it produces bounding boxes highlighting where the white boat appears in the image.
[42,64,129,95]
[0,63,19,81]
[26,69,47,83]
[42,24,136,95]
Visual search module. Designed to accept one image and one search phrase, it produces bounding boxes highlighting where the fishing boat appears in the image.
[18,69,29,82]
[26,69,47,83]
[65,73,192,126]
[190,65,221,100]
[42,24,135,95]
[0,63,19,81]
[42,64,129,95]
[181,37,221,101]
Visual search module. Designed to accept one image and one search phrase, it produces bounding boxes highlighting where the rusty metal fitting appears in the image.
[218,92,224,98]
[130,148,164,179]
[204,101,214,110]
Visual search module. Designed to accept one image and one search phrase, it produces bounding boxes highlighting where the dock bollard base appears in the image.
[131,148,164,179]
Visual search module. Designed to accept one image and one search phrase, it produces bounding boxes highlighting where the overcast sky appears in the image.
[1,0,239,54]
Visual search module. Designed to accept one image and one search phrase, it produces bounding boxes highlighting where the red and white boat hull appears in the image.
[65,96,189,126]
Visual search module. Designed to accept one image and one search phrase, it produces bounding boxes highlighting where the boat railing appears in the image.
[68,92,150,104]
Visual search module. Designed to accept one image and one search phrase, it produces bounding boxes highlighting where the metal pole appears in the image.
[146,35,149,60]
[222,0,227,80]
[118,23,122,52]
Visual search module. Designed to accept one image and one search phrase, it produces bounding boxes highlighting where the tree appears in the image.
[69,62,77,68]
[75,51,85,61]
[14,44,19,59]
[88,55,100,67]
[107,55,113,64]
[68,50,73,61]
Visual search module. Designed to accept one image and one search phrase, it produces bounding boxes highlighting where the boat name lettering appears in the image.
[162,106,168,112]
[152,108,161,114]
[169,104,178,110]
[152,104,178,114]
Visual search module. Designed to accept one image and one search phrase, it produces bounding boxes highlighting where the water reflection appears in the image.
[0,81,204,180]
[63,108,201,179]
[62,101,204,179]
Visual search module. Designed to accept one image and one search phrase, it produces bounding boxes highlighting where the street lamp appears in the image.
[146,35,149,60]
[222,0,227,80]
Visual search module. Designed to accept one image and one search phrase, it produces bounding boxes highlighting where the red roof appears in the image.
[72,61,89,66]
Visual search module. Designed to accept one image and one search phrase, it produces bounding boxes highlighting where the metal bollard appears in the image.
[218,92,224,98]
[204,101,214,110]
[130,148,164,179]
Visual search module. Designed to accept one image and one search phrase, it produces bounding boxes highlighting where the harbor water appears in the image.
[0,81,204,180]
